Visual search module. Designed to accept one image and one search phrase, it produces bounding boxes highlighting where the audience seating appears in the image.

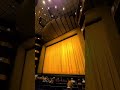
[36,74,85,90]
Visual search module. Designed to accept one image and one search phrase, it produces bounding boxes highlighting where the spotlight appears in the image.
[48,7,50,10]
[80,8,83,12]
[55,5,57,9]
[48,0,51,2]
[75,12,77,15]
[38,38,40,40]
[43,1,45,4]
[63,7,65,11]
[51,15,54,17]
[81,27,84,31]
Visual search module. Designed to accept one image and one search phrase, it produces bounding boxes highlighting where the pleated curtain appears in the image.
[43,35,85,75]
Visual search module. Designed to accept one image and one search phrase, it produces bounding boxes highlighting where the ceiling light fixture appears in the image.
[55,5,57,9]
[48,7,50,10]
[75,12,77,15]
[80,8,83,12]
[51,15,53,17]
[63,7,65,11]
[81,28,84,31]
[48,0,51,2]
[38,38,40,40]
[42,8,43,9]
[44,14,46,16]
[43,1,46,4]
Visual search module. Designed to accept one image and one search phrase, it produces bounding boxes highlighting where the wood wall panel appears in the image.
[56,18,66,34]
[45,29,77,47]
[38,45,46,73]
[9,46,25,90]
[70,16,76,28]
[66,16,74,30]
[21,49,35,90]
[85,7,120,90]
[49,23,58,39]
[43,24,54,41]
[51,19,62,36]
[61,17,69,32]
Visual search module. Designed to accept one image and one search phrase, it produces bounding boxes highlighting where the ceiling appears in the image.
[0,0,114,45]
[35,0,82,43]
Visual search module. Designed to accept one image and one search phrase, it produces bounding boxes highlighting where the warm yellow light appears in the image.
[55,5,57,9]
[43,35,85,75]
[63,7,65,10]
[35,57,38,60]
[48,0,51,2]
[43,1,46,4]
[48,7,50,10]
[35,50,39,53]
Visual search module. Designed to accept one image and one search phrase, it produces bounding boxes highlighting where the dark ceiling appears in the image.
[0,0,115,45]
[35,0,83,43]
[35,0,115,43]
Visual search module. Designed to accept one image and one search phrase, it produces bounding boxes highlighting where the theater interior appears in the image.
[0,0,120,90]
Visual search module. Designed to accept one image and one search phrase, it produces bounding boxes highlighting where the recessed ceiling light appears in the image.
[48,7,50,10]
[51,15,54,17]
[42,8,43,9]
[48,0,51,2]
[55,5,57,9]
[44,14,46,16]
[81,28,84,31]
[75,12,77,15]
[80,8,83,12]
[63,7,65,10]
[43,1,46,4]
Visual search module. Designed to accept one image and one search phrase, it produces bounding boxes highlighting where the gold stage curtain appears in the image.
[43,35,85,75]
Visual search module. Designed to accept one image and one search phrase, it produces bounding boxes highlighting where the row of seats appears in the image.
[35,74,85,90]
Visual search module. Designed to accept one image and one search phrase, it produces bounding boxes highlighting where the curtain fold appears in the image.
[43,35,85,75]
